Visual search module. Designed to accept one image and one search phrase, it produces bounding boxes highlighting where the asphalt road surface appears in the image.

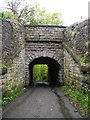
[2,85,81,118]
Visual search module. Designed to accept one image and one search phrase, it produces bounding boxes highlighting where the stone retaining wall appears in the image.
[64,48,89,91]
[0,19,25,96]
[2,19,24,64]
[63,19,89,93]
[64,19,88,57]
[0,20,2,75]
[1,49,25,96]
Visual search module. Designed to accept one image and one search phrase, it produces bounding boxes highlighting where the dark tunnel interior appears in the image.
[29,57,60,86]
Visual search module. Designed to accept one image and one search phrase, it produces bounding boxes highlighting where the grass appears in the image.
[0,86,24,106]
[61,86,88,117]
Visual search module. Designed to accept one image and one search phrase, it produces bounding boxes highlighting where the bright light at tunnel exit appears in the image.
[33,64,48,84]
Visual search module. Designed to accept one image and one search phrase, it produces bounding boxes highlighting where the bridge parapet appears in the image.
[24,25,66,42]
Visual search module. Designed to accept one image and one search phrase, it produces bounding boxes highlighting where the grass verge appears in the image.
[61,86,88,117]
[0,87,24,106]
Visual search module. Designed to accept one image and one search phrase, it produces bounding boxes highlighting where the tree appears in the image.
[5,0,20,15]
[1,1,64,25]
[0,11,18,20]
[50,13,63,25]
[2,0,35,23]
[18,5,36,25]
[32,3,64,25]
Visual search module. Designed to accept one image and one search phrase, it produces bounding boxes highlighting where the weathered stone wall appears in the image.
[0,20,2,119]
[24,25,65,42]
[63,20,89,93]
[25,42,63,64]
[64,19,88,57]
[2,20,24,64]
[0,20,2,75]
[0,19,25,96]
[25,42,63,85]
[24,26,65,85]
[1,49,25,95]
[2,20,13,63]
[64,48,88,91]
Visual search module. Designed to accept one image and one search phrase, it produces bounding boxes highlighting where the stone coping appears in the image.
[24,25,66,28]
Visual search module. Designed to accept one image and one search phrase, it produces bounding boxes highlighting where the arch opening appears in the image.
[33,64,48,85]
[29,57,60,86]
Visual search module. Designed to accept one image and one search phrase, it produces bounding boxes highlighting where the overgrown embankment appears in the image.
[63,19,90,117]
[61,86,88,117]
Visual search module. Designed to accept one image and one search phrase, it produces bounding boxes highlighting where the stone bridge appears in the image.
[0,19,89,95]
[24,25,66,86]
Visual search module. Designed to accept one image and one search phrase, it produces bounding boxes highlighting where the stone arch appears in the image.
[25,51,62,67]
[25,52,63,86]
[29,57,60,86]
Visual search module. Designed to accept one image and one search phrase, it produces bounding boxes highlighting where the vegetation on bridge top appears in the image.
[0,1,63,26]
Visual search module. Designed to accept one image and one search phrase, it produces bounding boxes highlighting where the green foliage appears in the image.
[77,55,86,65]
[0,11,19,36]
[27,3,64,25]
[0,11,11,19]
[20,5,36,25]
[20,2,64,25]
[2,62,10,69]
[1,2,63,25]
[61,86,88,116]
[33,64,48,83]
[86,41,90,48]
[77,54,90,66]
[50,13,63,25]
[0,11,18,20]
[0,86,24,106]
[69,29,77,38]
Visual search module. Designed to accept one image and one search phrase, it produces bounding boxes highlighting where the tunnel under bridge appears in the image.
[24,25,65,86]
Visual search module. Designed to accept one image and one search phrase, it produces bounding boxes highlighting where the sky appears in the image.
[0,0,89,26]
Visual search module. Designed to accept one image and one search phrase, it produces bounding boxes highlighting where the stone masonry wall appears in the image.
[24,26,65,85]
[24,25,65,42]
[0,19,25,96]
[25,42,63,84]
[64,48,88,91]
[2,19,24,64]
[64,20,89,93]
[0,20,2,75]
[1,49,25,96]
[64,19,88,57]
[0,20,2,119]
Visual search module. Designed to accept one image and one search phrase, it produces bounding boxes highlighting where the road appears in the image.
[2,85,81,118]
